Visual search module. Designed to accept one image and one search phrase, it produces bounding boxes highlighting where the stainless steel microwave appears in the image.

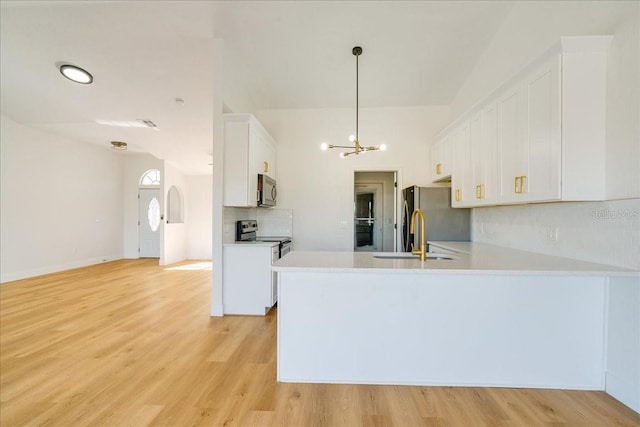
[257,174,276,207]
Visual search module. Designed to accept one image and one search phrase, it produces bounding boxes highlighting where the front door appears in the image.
[138,188,161,258]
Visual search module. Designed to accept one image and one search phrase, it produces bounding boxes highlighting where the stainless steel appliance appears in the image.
[257,174,277,207]
[236,220,292,258]
[401,186,470,252]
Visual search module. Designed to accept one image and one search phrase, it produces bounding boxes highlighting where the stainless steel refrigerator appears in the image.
[401,186,470,252]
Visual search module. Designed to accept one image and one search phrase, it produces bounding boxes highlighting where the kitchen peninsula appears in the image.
[273,243,637,390]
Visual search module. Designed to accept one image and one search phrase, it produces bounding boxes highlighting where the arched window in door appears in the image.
[140,169,161,186]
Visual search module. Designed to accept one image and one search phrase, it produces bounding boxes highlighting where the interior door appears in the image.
[354,184,383,251]
[139,188,161,258]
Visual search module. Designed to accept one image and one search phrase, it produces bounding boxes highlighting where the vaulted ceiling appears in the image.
[1,1,515,174]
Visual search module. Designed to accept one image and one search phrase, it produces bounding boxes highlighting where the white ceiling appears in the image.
[0,1,515,175]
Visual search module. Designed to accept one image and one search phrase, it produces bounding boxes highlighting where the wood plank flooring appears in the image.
[1,259,638,426]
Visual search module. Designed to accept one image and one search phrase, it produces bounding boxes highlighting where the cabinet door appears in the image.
[223,121,252,207]
[271,245,279,305]
[469,112,482,207]
[498,56,561,204]
[451,121,472,207]
[247,125,260,206]
[522,55,561,202]
[260,132,277,179]
[468,104,499,207]
[479,102,499,205]
[223,245,275,315]
[497,82,526,204]
[431,136,452,182]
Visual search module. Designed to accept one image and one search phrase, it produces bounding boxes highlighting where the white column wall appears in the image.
[186,175,213,260]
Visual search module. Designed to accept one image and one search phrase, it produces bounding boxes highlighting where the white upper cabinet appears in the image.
[451,121,473,207]
[471,103,499,206]
[498,54,561,204]
[433,35,611,208]
[223,114,277,207]
[430,136,452,182]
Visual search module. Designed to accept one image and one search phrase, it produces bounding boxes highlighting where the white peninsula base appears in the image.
[277,269,607,390]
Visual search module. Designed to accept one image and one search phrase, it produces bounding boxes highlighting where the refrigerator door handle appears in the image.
[402,200,410,252]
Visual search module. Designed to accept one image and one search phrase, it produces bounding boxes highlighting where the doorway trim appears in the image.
[352,168,403,252]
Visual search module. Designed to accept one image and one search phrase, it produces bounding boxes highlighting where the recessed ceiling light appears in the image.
[59,64,93,84]
[110,141,127,150]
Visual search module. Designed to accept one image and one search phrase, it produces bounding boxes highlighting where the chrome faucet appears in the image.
[410,208,427,261]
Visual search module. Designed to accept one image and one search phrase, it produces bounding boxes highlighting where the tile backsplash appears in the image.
[257,209,293,237]
[223,207,293,242]
[472,198,640,270]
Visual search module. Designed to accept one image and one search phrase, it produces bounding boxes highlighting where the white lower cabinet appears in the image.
[223,244,278,315]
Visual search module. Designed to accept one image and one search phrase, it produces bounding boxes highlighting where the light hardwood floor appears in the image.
[1,259,638,426]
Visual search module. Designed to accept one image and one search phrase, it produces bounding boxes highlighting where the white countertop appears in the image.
[273,242,639,276]
[224,241,279,248]
[427,241,474,254]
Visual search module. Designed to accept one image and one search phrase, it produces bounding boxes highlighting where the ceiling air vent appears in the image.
[96,119,159,130]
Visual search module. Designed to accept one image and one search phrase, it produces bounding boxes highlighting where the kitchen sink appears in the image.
[373,252,453,260]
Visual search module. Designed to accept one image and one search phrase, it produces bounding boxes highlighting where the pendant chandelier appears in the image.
[321,46,386,158]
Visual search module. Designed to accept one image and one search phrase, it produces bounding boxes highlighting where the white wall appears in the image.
[186,175,213,259]
[256,106,449,251]
[123,153,163,259]
[162,162,188,265]
[0,115,123,283]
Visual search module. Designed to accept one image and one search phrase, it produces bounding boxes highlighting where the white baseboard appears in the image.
[1,254,122,284]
